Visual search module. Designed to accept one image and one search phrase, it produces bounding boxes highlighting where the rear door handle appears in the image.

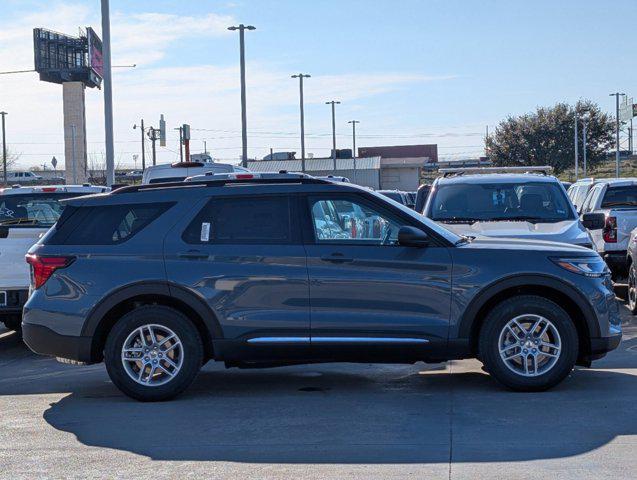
[178,250,209,260]
[320,253,353,263]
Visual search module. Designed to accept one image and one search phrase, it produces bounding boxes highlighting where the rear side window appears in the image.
[601,186,637,208]
[49,203,173,245]
[183,196,295,244]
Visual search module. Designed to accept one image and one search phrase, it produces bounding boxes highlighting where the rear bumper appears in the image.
[22,322,94,364]
[0,289,28,316]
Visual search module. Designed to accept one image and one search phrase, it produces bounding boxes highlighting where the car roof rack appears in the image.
[112,171,331,194]
[439,166,553,177]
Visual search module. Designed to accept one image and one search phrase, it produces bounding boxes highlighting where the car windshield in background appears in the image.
[0,193,78,227]
[429,181,574,223]
[601,186,637,208]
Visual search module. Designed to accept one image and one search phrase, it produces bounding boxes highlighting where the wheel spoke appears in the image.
[147,326,158,345]
[500,343,518,355]
[506,325,522,341]
[158,334,175,347]
[146,365,157,383]
[157,364,175,377]
[162,341,181,354]
[163,356,178,369]
[529,316,544,336]
[539,350,559,358]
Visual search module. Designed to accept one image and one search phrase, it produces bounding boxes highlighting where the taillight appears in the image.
[603,216,617,243]
[25,254,74,289]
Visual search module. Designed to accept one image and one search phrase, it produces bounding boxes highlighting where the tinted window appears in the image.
[601,186,637,208]
[310,197,402,245]
[0,193,84,227]
[378,191,405,204]
[49,203,173,245]
[183,196,293,244]
[428,181,574,222]
[149,176,186,184]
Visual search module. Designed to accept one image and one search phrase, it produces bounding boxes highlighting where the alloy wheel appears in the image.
[121,324,184,387]
[498,314,561,377]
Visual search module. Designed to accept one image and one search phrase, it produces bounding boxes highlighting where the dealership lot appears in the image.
[0,304,633,479]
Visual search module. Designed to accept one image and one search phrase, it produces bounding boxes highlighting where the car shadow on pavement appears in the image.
[1,326,636,465]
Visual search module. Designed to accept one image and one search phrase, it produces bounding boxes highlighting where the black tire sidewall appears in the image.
[629,265,637,314]
[104,305,203,401]
[479,295,579,391]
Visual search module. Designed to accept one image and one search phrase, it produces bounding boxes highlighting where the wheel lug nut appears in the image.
[152,360,157,364]
[523,349,528,354]
[144,356,149,361]
[532,349,537,353]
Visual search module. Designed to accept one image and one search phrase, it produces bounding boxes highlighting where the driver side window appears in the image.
[309,197,402,245]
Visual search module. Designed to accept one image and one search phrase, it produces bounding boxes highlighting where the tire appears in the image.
[479,295,578,392]
[3,315,22,332]
[628,263,637,315]
[104,305,203,402]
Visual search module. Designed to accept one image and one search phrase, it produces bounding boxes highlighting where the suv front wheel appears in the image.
[479,295,578,391]
[104,305,204,401]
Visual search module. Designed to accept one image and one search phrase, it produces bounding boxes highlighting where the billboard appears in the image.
[86,27,103,80]
[620,96,634,123]
[33,27,102,88]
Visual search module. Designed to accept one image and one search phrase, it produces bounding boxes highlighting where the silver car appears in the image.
[423,168,594,247]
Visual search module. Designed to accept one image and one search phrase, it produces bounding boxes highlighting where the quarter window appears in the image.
[183,196,294,244]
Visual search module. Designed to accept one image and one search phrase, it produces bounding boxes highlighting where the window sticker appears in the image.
[200,222,211,242]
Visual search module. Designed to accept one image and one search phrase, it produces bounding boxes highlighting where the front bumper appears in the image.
[22,322,94,364]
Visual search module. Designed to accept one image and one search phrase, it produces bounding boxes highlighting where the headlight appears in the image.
[550,256,609,278]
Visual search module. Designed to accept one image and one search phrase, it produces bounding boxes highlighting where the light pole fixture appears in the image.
[325,100,341,170]
[291,73,311,172]
[228,24,256,168]
[609,92,626,177]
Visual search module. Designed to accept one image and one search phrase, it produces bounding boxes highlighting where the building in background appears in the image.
[357,144,438,191]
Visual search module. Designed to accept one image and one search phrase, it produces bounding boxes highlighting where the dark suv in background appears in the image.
[22,173,621,401]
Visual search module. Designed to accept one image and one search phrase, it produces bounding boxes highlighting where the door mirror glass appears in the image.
[581,212,605,230]
[398,226,429,247]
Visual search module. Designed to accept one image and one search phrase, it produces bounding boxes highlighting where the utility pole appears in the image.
[228,24,256,168]
[326,100,340,171]
[348,120,359,184]
[574,110,579,181]
[1,111,7,186]
[291,73,311,172]
[100,0,115,187]
[610,92,626,178]
[175,127,184,162]
[485,125,489,160]
[147,127,159,166]
[133,120,146,170]
[582,118,588,177]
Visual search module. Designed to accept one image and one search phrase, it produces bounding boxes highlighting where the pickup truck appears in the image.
[578,178,637,278]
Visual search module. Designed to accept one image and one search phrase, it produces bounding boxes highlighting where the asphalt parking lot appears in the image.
[0,305,635,480]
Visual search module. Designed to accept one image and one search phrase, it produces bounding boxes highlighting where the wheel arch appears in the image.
[458,274,600,361]
[82,281,222,363]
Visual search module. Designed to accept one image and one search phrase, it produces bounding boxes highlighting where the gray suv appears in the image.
[22,173,621,401]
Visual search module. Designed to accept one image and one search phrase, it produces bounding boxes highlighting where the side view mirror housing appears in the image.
[581,212,605,230]
[398,226,429,247]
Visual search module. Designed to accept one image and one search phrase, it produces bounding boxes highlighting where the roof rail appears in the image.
[112,174,331,195]
[439,166,553,178]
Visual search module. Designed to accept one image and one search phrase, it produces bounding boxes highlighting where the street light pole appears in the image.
[610,92,626,178]
[133,120,146,171]
[228,24,255,168]
[326,100,340,171]
[100,0,115,187]
[574,110,578,181]
[348,120,359,184]
[582,118,588,177]
[1,111,7,186]
[291,73,311,172]
[175,127,184,162]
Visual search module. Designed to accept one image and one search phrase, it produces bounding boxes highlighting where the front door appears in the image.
[302,193,452,350]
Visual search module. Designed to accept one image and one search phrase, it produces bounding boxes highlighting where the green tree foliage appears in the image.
[486,100,614,174]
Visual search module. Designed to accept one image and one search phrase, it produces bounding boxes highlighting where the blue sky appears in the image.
[1,0,636,167]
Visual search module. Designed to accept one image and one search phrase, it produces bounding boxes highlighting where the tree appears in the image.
[2,148,20,171]
[486,100,614,174]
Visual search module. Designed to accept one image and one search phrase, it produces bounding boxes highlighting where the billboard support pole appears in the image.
[101,0,115,187]
[1,112,7,186]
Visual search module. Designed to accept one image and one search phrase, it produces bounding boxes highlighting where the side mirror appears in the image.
[581,212,605,230]
[398,226,429,247]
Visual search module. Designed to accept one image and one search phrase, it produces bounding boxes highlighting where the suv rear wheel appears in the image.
[628,263,637,314]
[479,295,578,391]
[104,305,203,401]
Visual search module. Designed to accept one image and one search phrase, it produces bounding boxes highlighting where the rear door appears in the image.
[302,193,453,349]
[163,193,311,358]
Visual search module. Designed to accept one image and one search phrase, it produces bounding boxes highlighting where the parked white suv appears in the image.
[0,184,109,330]
[141,161,250,184]
[578,178,637,278]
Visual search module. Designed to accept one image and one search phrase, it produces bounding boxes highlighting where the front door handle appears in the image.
[178,250,209,260]
[320,253,353,263]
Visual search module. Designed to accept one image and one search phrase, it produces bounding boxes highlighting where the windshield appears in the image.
[428,180,575,223]
[0,193,81,227]
[368,189,461,244]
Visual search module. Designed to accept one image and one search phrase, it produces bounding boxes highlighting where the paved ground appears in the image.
[0,306,635,479]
